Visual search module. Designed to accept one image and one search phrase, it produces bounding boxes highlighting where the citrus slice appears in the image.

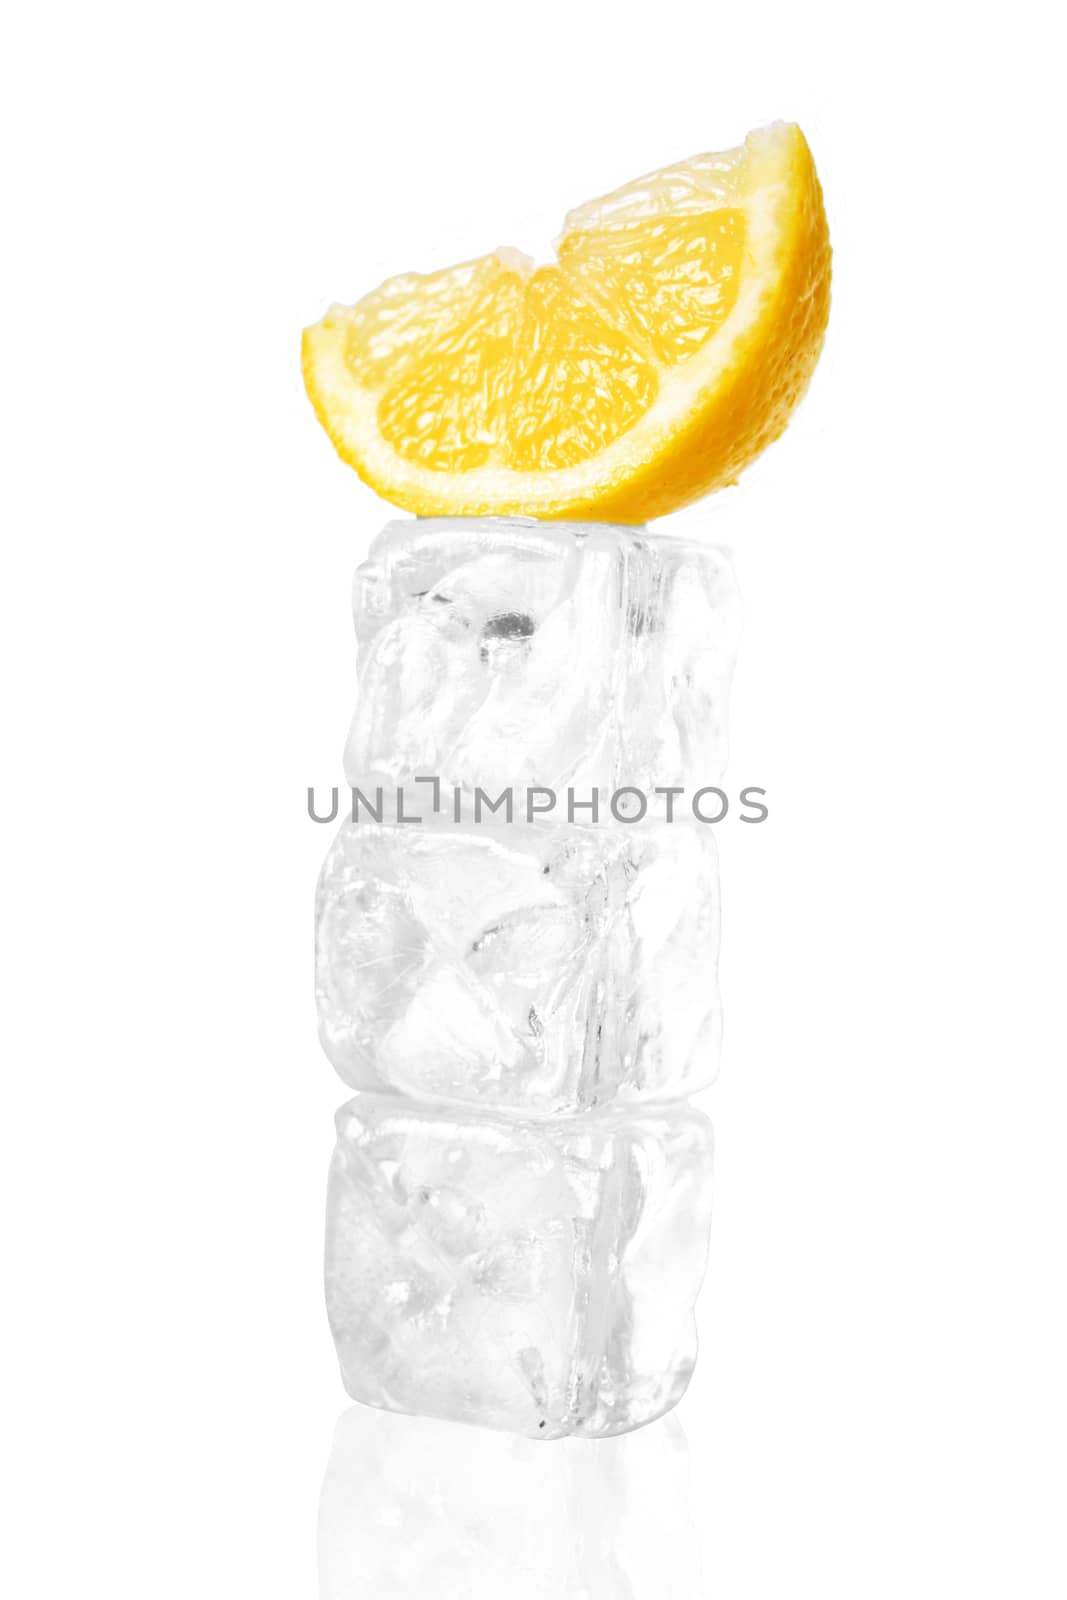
[303,121,830,522]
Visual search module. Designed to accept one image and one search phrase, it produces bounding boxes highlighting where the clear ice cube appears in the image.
[316,818,721,1114]
[325,1093,714,1439]
[344,517,739,807]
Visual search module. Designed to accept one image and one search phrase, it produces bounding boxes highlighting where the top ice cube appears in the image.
[344,518,739,814]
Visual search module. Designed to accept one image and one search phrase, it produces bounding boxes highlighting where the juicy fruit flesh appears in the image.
[368,209,747,474]
[304,123,830,519]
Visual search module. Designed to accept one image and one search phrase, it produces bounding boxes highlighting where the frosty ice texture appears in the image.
[316,818,721,1114]
[321,516,726,1438]
[318,1404,706,1598]
[325,1094,714,1439]
[344,517,738,807]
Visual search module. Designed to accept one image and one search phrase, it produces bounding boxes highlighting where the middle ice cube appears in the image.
[316,818,721,1115]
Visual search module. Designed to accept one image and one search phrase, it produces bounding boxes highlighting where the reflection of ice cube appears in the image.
[325,1093,714,1439]
[316,820,721,1114]
[345,517,738,805]
[318,1404,707,1598]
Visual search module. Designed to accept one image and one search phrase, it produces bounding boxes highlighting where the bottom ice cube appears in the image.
[325,1093,714,1439]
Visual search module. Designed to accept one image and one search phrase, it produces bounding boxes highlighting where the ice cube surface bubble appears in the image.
[326,1093,714,1439]
[345,517,739,808]
[316,818,721,1114]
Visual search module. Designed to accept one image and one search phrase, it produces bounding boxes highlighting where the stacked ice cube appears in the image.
[318,516,739,1438]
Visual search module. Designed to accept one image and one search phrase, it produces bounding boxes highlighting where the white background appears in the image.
[3,2,1065,1594]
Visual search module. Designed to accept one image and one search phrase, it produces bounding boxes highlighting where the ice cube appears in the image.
[318,1404,706,1597]
[325,1093,714,1439]
[316,818,721,1114]
[344,517,738,808]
